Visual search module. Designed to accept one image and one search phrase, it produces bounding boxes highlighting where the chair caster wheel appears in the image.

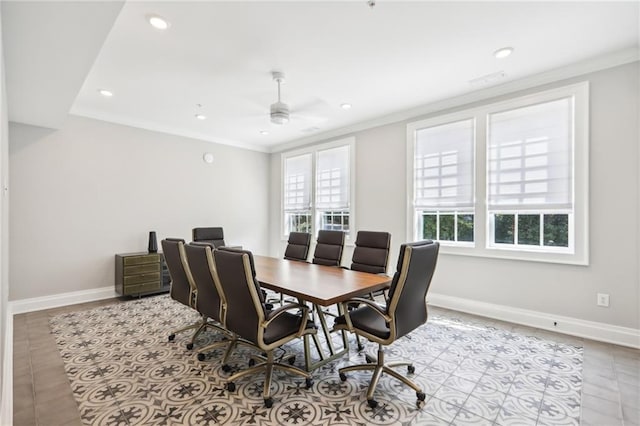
[186,342,194,350]
[226,382,236,392]
[339,373,347,382]
[408,365,415,374]
[417,391,426,401]
[248,358,256,367]
[222,364,232,373]
[168,334,175,342]
[264,397,273,408]
[288,356,296,365]
[367,399,378,408]
[197,353,205,362]
[305,378,313,389]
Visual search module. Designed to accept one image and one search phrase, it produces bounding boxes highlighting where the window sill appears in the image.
[439,244,588,266]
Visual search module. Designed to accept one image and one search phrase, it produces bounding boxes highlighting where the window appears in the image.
[413,119,475,244]
[283,154,312,233]
[407,82,588,264]
[282,138,355,238]
[487,98,573,252]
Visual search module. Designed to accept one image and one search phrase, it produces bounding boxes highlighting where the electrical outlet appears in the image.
[597,293,610,307]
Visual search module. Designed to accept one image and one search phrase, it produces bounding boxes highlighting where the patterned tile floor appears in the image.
[47,295,585,425]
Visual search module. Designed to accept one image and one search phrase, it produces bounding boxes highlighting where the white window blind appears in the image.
[488,97,573,211]
[316,145,350,209]
[284,154,312,211]
[414,119,474,209]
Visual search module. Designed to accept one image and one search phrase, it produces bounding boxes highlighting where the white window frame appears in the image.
[410,115,477,247]
[281,137,356,241]
[407,82,589,265]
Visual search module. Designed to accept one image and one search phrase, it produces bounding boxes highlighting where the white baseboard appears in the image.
[10,286,118,315]
[428,293,640,349]
[0,304,13,426]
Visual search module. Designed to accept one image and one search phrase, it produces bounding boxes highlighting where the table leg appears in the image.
[300,303,349,371]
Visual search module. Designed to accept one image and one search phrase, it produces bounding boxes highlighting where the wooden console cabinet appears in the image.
[115,252,169,296]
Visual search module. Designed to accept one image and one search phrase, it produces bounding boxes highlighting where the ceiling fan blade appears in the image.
[290,112,327,124]
[293,97,332,115]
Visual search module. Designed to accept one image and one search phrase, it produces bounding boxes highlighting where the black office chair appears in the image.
[192,227,226,248]
[347,230,392,350]
[284,232,312,262]
[214,247,316,407]
[264,232,312,306]
[161,238,204,349]
[334,240,440,408]
[350,231,391,274]
[312,230,345,267]
[185,242,259,364]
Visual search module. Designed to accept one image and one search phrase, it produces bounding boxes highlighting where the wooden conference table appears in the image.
[254,255,391,371]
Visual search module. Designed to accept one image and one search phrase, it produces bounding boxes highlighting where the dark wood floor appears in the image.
[11,298,640,425]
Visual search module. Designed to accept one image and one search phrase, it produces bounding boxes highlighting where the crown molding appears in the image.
[270,47,639,153]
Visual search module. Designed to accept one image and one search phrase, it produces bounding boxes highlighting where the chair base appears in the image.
[225,350,313,407]
[197,335,258,365]
[338,343,425,407]
[168,315,227,350]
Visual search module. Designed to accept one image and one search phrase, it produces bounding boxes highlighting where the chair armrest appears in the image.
[345,298,391,321]
[338,297,391,331]
[262,302,309,329]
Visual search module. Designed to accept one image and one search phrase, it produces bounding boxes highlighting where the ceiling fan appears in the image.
[270,71,290,125]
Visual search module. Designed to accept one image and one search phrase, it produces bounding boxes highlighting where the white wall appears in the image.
[9,115,270,301]
[269,62,640,332]
[0,6,9,421]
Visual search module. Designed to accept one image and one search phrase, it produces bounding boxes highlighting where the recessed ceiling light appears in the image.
[340,103,352,110]
[147,14,170,30]
[494,47,514,59]
[260,130,269,135]
[195,114,206,120]
[98,89,113,97]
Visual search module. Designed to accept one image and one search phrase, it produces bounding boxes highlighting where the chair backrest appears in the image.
[192,227,226,248]
[213,247,267,344]
[161,238,196,308]
[312,230,345,267]
[184,243,224,323]
[284,232,311,261]
[387,240,440,339]
[350,231,391,274]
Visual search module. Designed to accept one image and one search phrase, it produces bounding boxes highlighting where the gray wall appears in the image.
[0,9,8,413]
[9,115,270,300]
[269,62,639,330]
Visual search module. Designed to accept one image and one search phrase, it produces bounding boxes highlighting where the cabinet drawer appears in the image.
[124,281,161,295]
[124,263,160,275]
[123,254,160,266]
[124,272,160,285]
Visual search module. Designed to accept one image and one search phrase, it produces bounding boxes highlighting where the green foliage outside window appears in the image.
[457,214,474,242]
[495,214,514,244]
[518,215,540,245]
[544,214,569,247]
[423,214,437,240]
[439,214,455,241]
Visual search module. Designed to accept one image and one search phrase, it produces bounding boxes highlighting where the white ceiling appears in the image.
[4,1,639,152]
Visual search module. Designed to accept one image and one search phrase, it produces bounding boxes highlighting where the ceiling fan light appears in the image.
[270,101,290,125]
[271,112,289,125]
